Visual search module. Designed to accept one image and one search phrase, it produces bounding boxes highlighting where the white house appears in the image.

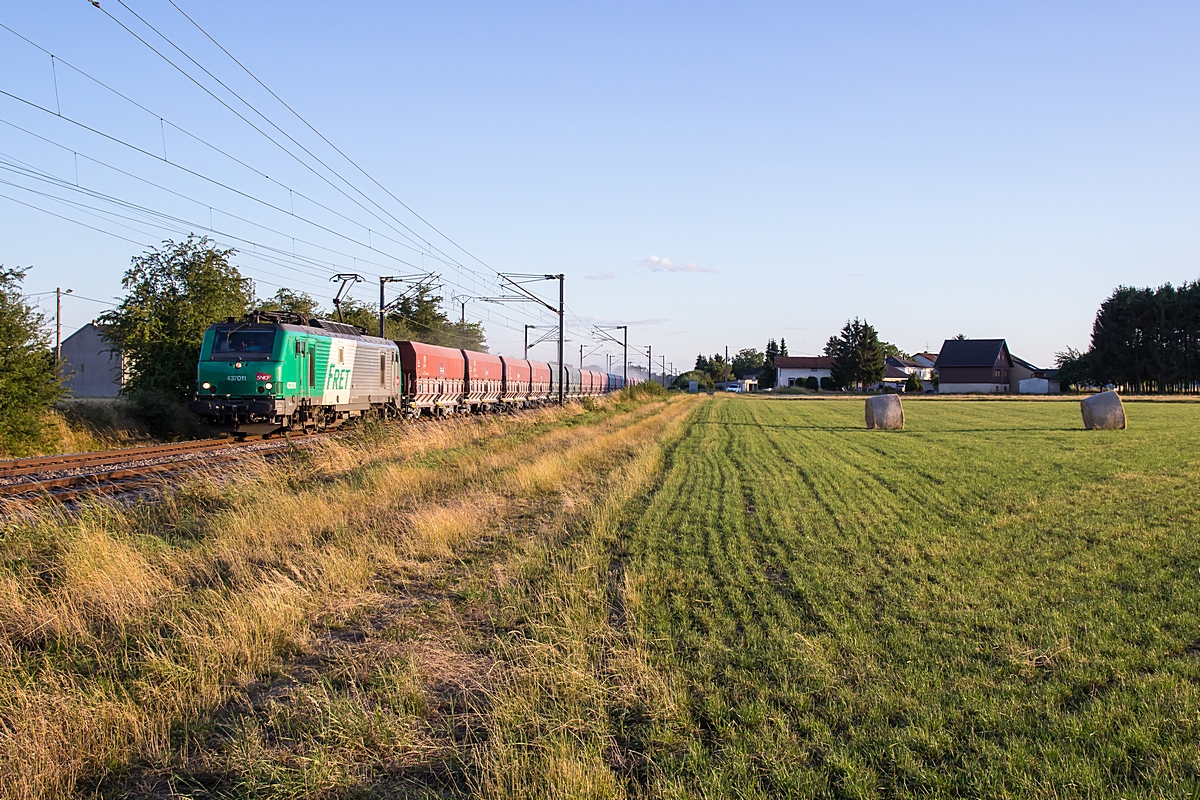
[776,355,833,388]
[886,356,933,383]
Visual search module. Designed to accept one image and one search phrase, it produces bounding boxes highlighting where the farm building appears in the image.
[935,339,1061,394]
[60,322,123,397]
[935,338,1014,394]
[1011,355,1061,394]
[776,355,833,388]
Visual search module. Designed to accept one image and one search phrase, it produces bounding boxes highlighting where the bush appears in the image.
[0,266,63,455]
[819,376,837,391]
[672,370,715,393]
[804,376,819,390]
[621,381,669,402]
[905,373,923,393]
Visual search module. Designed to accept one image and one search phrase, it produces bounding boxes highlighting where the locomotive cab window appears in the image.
[211,328,276,360]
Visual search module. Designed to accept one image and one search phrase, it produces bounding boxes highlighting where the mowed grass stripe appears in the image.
[623,397,1200,798]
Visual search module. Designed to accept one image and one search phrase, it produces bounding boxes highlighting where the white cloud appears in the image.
[638,255,716,274]
[574,314,667,326]
[584,272,616,281]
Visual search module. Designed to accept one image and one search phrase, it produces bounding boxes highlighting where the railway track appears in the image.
[0,435,321,507]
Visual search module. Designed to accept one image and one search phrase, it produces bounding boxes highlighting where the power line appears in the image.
[99,1,472,275]
[0,21,468,270]
[99,2,532,321]
[163,0,503,278]
[0,72,558,335]
[0,21,593,346]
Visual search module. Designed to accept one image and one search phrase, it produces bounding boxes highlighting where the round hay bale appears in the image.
[865,394,904,430]
[1081,390,1126,430]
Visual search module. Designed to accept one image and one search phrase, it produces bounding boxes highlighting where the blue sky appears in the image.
[1,1,1198,369]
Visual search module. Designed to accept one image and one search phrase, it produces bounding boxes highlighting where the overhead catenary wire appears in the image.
[97,1,479,278]
[0,90,558,334]
[0,17,600,350]
[0,21,474,273]
[0,149,419,283]
[96,2,541,323]
[0,104,554,332]
[162,0,502,278]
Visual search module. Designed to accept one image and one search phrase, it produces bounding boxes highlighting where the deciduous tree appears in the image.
[100,236,253,403]
[0,266,62,454]
[731,347,764,378]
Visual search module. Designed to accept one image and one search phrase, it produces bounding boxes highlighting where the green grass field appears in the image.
[611,397,1200,797]
[6,394,1200,798]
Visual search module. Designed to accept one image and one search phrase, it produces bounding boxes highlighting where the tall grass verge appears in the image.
[0,393,687,798]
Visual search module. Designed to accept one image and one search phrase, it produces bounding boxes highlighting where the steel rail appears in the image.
[0,438,241,478]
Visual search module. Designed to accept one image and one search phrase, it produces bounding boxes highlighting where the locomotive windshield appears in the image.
[211,328,277,360]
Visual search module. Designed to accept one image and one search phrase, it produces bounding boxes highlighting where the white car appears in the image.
[725,384,742,392]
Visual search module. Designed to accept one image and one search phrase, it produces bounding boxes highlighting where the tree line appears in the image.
[1057,281,1200,393]
[0,236,489,449]
[672,320,916,392]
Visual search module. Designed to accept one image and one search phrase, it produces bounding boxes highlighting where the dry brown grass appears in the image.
[0,391,692,799]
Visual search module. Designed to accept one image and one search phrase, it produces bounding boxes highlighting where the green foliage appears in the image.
[819,375,836,390]
[692,353,730,384]
[620,379,668,401]
[1088,281,1200,392]
[880,341,911,360]
[0,266,62,454]
[905,372,923,392]
[825,317,886,389]
[761,339,781,389]
[673,370,715,392]
[258,287,320,319]
[335,290,487,350]
[778,337,788,356]
[804,375,819,390]
[1054,346,1094,391]
[100,237,253,403]
[731,348,764,378]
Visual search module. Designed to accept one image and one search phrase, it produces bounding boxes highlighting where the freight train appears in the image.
[187,311,634,438]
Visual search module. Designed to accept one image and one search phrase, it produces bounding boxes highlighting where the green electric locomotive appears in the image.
[188,311,401,438]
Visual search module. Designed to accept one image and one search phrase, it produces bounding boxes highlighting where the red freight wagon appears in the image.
[582,370,597,396]
[464,350,503,407]
[597,372,609,394]
[529,361,552,403]
[500,356,532,405]
[398,341,465,413]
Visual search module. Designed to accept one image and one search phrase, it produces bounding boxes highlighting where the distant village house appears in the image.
[935,339,1059,394]
[775,355,833,388]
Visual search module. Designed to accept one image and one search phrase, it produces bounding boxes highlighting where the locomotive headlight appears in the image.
[264,382,273,390]
[201,382,211,390]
